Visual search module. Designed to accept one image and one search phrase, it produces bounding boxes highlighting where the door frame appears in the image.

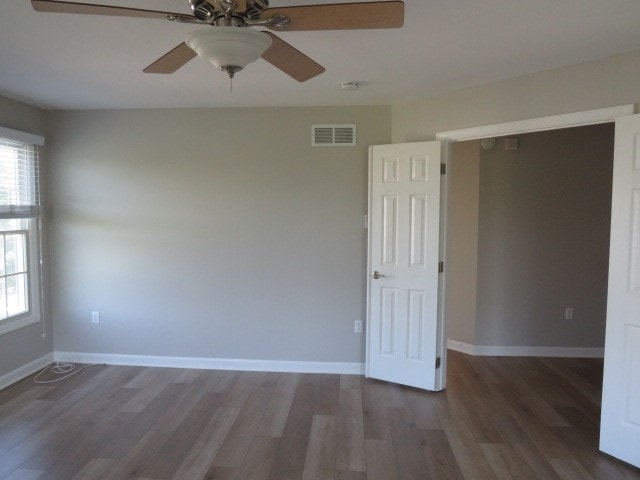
[436,105,634,141]
[433,103,635,390]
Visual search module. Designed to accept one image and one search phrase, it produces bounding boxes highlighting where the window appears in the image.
[0,134,41,335]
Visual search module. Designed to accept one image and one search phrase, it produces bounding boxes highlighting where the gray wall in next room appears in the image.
[475,125,614,347]
[447,124,614,349]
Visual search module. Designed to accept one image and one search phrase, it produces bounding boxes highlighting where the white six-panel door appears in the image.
[600,113,640,467]
[366,142,442,391]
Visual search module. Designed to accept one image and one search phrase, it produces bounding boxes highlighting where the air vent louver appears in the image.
[312,124,356,146]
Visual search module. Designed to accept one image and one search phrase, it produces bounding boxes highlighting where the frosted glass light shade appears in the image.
[186,27,273,71]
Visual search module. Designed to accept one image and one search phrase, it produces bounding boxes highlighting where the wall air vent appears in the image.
[312,124,356,146]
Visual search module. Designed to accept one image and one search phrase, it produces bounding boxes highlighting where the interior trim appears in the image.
[0,352,54,391]
[54,351,366,375]
[436,104,635,141]
[447,339,604,358]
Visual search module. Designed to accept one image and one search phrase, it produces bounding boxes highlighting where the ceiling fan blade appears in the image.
[31,0,190,20]
[261,33,325,82]
[261,1,404,31]
[144,43,197,74]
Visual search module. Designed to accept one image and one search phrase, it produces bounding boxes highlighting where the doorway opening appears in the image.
[429,105,639,467]
[444,123,615,357]
[433,103,633,392]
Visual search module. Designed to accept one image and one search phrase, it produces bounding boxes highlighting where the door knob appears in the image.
[372,271,386,279]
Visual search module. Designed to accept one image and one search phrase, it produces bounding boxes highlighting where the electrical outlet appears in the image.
[355,320,363,333]
[91,311,100,324]
[564,307,573,320]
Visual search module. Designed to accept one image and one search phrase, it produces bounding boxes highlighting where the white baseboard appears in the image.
[447,340,477,355]
[0,342,604,392]
[54,351,366,375]
[0,352,54,391]
[447,339,604,358]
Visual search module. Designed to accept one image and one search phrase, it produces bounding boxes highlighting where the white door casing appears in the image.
[600,113,640,467]
[366,142,442,391]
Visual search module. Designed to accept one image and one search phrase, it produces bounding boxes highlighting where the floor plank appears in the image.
[171,406,241,479]
[70,458,116,480]
[386,405,433,480]
[140,391,224,479]
[301,415,337,480]
[491,413,563,480]
[479,442,538,480]
[267,374,318,480]
[234,435,279,480]
[3,469,43,480]
[255,372,299,438]
[364,438,398,480]
[336,388,366,473]
[361,380,392,441]
[418,429,465,480]
[213,385,275,468]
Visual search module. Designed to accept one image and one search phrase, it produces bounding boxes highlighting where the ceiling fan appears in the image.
[31,0,405,82]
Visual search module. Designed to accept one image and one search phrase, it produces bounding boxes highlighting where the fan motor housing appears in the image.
[246,0,269,19]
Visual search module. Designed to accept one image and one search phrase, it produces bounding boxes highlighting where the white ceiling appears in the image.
[2,0,640,110]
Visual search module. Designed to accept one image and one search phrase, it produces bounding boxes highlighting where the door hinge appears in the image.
[440,163,446,175]
[438,261,444,273]
[436,356,441,369]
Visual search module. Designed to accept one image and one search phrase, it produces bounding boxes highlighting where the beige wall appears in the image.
[0,95,53,378]
[392,50,640,142]
[47,106,390,363]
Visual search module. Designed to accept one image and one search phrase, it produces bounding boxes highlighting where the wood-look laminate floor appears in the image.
[1,351,639,480]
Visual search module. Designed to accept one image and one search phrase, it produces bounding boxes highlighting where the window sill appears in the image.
[0,316,39,336]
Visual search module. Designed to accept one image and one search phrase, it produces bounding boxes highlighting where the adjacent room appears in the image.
[446,125,614,356]
[1,0,640,479]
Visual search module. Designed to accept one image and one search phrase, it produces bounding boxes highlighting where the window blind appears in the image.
[0,137,40,219]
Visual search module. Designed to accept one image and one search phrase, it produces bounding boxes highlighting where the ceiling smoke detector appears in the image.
[341,82,360,91]
[480,137,496,150]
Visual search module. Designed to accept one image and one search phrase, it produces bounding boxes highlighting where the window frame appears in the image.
[0,223,40,335]
[0,127,44,336]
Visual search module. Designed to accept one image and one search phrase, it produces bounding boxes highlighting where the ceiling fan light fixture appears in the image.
[186,27,273,78]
